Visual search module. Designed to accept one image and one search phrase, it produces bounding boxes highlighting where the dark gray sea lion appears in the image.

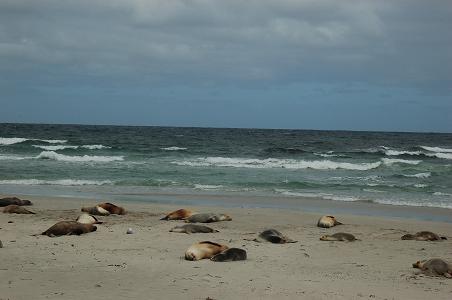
[320,232,358,242]
[185,241,229,261]
[185,213,232,223]
[3,204,35,214]
[317,215,342,228]
[170,224,219,234]
[413,258,452,278]
[401,231,447,241]
[81,206,110,216]
[41,221,97,237]
[97,202,126,215]
[0,240,3,248]
[253,229,297,244]
[161,209,194,220]
[211,248,247,262]
[76,213,103,224]
[0,197,32,207]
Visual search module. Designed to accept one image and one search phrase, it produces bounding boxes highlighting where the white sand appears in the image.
[1,195,452,300]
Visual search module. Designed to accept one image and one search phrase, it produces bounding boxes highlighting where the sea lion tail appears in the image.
[441,236,448,240]
[214,229,220,233]
[335,220,343,225]
[160,216,169,220]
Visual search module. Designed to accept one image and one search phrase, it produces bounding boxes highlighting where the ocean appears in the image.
[1,123,452,209]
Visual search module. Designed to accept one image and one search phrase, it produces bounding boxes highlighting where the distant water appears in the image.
[1,123,452,209]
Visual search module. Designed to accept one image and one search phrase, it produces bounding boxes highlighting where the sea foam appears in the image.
[36,151,124,162]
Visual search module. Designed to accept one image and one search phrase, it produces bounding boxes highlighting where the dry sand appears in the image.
[1,194,452,300]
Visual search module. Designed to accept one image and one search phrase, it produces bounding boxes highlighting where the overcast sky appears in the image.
[0,0,451,132]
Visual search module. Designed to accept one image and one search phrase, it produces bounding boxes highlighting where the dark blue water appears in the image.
[1,123,452,208]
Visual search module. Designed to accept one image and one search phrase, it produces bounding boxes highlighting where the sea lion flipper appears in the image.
[441,236,448,240]
[160,216,169,220]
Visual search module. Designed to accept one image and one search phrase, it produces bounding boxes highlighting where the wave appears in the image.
[420,146,452,153]
[161,146,187,151]
[36,151,124,162]
[374,198,452,209]
[0,155,33,160]
[384,149,424,156]
[433,192,452,197]
[33,144,111,151]
[0,137,67,145]
[274,189,363,202]
[403,172,431,179]
[173,157,382,170]
[314,152,342,158]
[82,144,111,150]
[263,147,306,154]
[194,184,223,190]
[428,152,452,160]
[0,179,113,186]
[381,158,422,165]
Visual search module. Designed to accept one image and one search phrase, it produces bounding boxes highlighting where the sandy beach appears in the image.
[1,194,451,300]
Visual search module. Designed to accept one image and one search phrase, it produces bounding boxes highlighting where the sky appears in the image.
[0,0,451,132]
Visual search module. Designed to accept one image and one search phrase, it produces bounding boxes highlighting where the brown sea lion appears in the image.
[401,231,447,241]
[317,215,342,228]
[320,232,358,242]
[81,206,110,216]
[184,241,228,261]
[97,202,126,215]
[253,229,297,244]
[170,224,218,234]
[211,248,247,262]
[76,213,103,224]
[0,197,32,207]
[161,208,194,220]
[3,204,35,214]
[413,258,452,278]
[41,221,97,237]
[185,213,232,223]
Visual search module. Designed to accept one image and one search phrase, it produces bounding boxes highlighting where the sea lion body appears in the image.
[413,258,452,278]
[211,248,247,262]
[0,197,32,207]
[97,202,126,215]
[402,231,446,241]
[3,204,35,214]
[161,209,193,220]
[320,232,358,242]
[185,213,232,223]
[170,224,218,234]
[317,215,342,228]
[81,206,110,216]
[42,221,97,237]
[185,241,228,261]
[253,229,297,244]
[76,213,103,224]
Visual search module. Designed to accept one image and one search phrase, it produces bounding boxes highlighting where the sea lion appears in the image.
[320,232,358,242]
[413,258,452,278]
[3,204,35,214]
[81,206,110,216]
[170,224,219,234]
[253,229,297,244]
[401,231,447,241]
[211,248,247,262]
[185,213,232,223]
[317,215,342,228]
[97,202,126,215]
[161,209,194,220]
[76,213,103,224]
[184,241,228,261]
[41,221,97,237]
[0,197,32,207]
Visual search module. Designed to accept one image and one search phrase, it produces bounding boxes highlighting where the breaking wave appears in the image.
[0,179,113,186]
[403,172,431,178]
[420,146,452,153]
[33,144,111,150]
[36,151,124,162]
[381,158,422,165]
[161,146,187,151]
[0,137,67,145]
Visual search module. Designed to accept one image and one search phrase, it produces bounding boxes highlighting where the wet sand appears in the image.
[1,194,452,299]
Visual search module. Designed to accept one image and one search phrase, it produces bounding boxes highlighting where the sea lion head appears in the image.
[412,260,423,268]
[320,235,329,241]
[218,214,232,221]
[401,234,415,240]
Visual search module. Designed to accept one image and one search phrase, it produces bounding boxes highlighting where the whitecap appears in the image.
[0,155,32,160]
[384,149,423,156]
[0,137,67,146]
[0,179,113,186]
[274,189,362,201]
[194,184,223,190]
[161,146,187,151]
[433,192,452,197]
[381,158,422,165]
[420,146,452,153]
[173,157,382,171]
[426,152,452,160]
[81,144,111,150]
[413,184,428,188]
[403,172,431,179]
[374,198,452,209]
[36,151,124,162]
[33,145,78,151]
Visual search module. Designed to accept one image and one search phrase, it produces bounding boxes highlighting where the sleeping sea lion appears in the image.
[185,213,232,223]
[184,241,228,261]
[413,258,452,278]
[81,206,110,216]
[3,204,35,214]
[0,197,32,207]
[317,215,342,228]
[253,229,297,244]
[401,231,447,241]
[320,232,358,242]
[170,224,218,234]
[211,248,247,262]
[76,213,103,224]
[161,209,194,220]
[97,202,126,215]
[41,221,97,237]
